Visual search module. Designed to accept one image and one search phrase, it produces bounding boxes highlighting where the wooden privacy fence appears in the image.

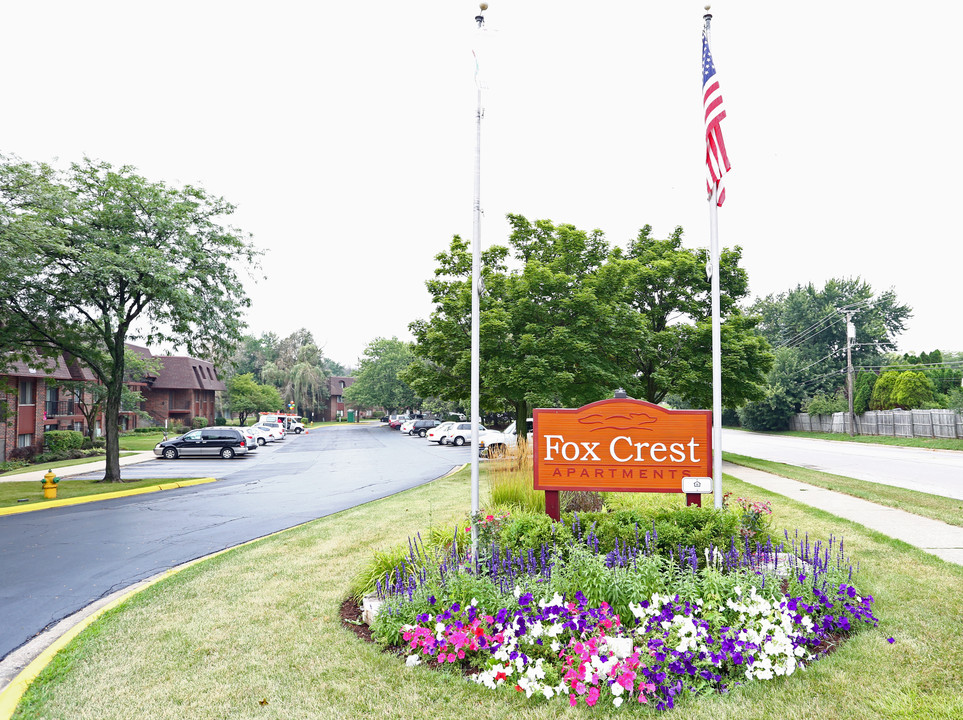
[789,410,963,439]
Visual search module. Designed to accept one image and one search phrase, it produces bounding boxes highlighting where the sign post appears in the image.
[534,398,713,520]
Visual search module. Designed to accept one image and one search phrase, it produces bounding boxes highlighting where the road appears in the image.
[0,424,469,661]
[722,428,963,500]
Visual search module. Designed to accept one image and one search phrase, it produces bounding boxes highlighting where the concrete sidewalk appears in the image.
[723,460,963,566]
[0,451,157,484]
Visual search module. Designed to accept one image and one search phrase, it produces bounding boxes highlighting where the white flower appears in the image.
[405,654,421,667]
[613,696,624,708]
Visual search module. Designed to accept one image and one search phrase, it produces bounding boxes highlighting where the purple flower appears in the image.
[888,637,896,644]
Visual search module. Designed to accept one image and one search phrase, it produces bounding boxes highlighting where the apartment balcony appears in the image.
[45,400,76,417]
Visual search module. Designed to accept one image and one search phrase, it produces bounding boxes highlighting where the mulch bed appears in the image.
[340,597,374,643]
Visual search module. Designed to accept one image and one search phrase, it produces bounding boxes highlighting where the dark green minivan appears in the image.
[154,427,251,459]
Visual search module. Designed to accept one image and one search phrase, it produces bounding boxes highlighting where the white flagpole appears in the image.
[705,7,724,510]
[709,187,723,509]
[470,3,488,553]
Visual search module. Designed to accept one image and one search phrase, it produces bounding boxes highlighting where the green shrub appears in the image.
[81,437,93,450]
[499,512,571,554]
[0,460,30,473]
[93,437,106,449]
[215,416,227,426]
[191,417,209,429]
[44,430,84,453]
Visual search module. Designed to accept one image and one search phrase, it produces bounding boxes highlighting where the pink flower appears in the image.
[617,672,636,690]
[586,688,600,706]
[569,694,577,707]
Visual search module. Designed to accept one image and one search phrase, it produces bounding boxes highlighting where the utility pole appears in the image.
[845,310,857,436]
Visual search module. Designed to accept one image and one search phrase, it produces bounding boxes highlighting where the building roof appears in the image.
[327,376,355,393]
[153,356,226,392]
[124,344,225,391]
[3,352,74,380]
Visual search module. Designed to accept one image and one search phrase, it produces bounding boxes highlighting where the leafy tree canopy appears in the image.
[406,215,772,434]
[750,277,911,398]
[0,155,258,480]
[346,337,420,414]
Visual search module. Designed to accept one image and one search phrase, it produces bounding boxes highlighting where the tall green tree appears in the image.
[345,337,420,414]
[405,216,770,436]
[595,224,771,407]
[751,278,911,396]
[406,218,639,434]
[738,347,807,430]
[0,156,258,480]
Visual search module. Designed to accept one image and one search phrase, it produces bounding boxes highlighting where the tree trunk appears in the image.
[515,399,530,440]
[102,374,124,482]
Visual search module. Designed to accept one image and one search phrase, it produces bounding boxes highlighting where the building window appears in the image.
[17,433,33,448]
[19,379,35,405]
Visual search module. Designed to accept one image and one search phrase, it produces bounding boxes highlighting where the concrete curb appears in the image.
[0,478,217,517]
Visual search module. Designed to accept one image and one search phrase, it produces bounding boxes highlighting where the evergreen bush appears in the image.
[44,430,84,453]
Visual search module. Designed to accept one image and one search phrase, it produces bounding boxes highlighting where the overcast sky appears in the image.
[2,1,959,369]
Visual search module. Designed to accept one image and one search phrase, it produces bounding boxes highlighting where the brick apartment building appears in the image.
[322,376,355,421]
[1,347,225,463]
[0,355,91,462]
[125,345,225,430]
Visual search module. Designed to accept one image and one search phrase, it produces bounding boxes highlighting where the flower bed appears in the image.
[364,508,880,712]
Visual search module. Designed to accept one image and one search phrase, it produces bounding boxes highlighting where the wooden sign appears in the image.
[533,398,712,519]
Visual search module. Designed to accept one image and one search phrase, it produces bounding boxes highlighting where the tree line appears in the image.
[348,216,957,435]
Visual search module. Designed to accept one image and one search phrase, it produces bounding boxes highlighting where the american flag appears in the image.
[703,28,730,206]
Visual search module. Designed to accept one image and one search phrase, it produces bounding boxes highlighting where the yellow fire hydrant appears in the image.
[42,470,60,500]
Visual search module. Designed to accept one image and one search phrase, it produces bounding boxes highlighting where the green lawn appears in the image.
[0,452,138,479]
[724,452,963,528]
[118,432,168,451]
[10,465,963,719]
[0,477,203,510]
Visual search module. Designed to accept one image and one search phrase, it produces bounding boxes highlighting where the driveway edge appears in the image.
[0,478,217,517]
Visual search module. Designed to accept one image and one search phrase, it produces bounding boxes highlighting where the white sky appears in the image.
[2,1,959,368]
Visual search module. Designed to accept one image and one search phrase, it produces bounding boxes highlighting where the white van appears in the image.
[258,413,306,434]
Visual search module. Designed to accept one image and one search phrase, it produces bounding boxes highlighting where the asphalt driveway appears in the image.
[0,424,469,662]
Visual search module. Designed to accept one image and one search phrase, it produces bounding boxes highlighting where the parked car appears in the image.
[154,427,251,459]
[409,418,443,437]
[400,418,418,435]
[388,415,410,430]
[240,427,260,451]
[247,425,272,446]
[426,421,456,443]
[253,423,285,443]
[478,418,533,457]
[445,422,487,447]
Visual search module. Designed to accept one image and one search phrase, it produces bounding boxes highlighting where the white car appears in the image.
[445,422,487,447]
[478,418,533,457]
[427,421,456,444]
[247,425,272,446]
[254,423,285,442]
[399,419,419,435]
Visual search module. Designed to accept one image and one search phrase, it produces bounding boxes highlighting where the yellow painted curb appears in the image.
[0,478,217,517]
[0,520,295,719]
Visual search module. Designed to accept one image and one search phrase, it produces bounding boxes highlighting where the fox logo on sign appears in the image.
[534,398,713,519]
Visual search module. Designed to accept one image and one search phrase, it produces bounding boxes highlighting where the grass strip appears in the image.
[9,468,963,719]
[727,427,963,452]
[724,451,963,529]
[0,453,139,478]
[0,478,210,512]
